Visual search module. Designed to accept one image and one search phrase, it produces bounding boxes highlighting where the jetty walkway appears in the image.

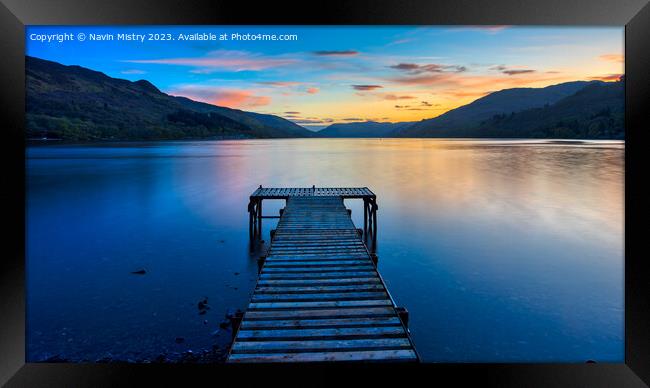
[226,187,418,363]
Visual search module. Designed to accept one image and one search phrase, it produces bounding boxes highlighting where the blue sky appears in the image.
[26,26,624,129]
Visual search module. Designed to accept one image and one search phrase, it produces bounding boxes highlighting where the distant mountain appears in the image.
[471,79,624,139]
[26,56,312,141]
[317,121,415,138]
[398,81,600,137]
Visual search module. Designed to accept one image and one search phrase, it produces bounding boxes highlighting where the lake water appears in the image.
[26,138,624,362]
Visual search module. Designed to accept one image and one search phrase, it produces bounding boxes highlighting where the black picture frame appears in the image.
[1,0,648,386]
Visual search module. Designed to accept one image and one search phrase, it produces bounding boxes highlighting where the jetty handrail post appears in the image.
[257,198,263,240]
[247,198,255,241]
[248,185,266,247]
[363,198,368,240]
[371,197,378,250]
[256,185,263,241]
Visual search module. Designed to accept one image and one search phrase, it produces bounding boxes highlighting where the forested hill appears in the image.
[470,79,624,139]
[26,56,312,141]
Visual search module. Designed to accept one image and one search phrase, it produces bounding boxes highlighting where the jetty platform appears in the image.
[226,187,419,363]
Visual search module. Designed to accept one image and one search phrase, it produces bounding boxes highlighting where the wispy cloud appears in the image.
[442,89,493,98]
[471,25,509,33]
[256,81,302,87]
[120,69,146,75]
[388,73,456,86]
[168,85,271,108]
[313,50,359,56]
[389,63,467,74]
[124,50,297,73]
[491,65,536,76]
[448,25,510,34]
[383,94,416,100]
[351,85,383,91]
[394,102,443,111]
[306,87,320,94]
[386,38,414,46]
[502,69,536,75]
[599,54,624,63]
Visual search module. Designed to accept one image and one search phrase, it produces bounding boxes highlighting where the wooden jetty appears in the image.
[227,187,418,363]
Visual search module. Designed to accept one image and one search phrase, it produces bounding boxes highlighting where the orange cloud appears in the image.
[599,54,624,63]
[306,87,320,94]
[390,70,565,90]
[383,94,416,100]
[441,89,492,98]
[589,73,624,82]
[168,85,271,108]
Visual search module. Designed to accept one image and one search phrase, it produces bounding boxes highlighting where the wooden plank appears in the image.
[228,350,417,363]
[255,284,385,293]
[240,316,402,330]
[263,261,371,268]
[251,291,387,301]
[257,278,381,286]
[236,326,406,340]
[264,257,372,263]
[262,266,376,273]
[232,338,411,352]
[248,300,393,310]
[267,254,370,260]
[259,271,377,279]
[243,306,397,320]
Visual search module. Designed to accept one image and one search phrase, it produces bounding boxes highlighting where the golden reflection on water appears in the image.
[207,138,623,246]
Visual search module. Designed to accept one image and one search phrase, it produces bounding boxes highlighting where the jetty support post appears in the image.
[363,198,369,240]
[257,199,262,238]
[231,311,244,341]
[248,198,256,241]
[371,197,378,250]
[363,196,378,252]
[257,255,266,274]
[395,306,409,328]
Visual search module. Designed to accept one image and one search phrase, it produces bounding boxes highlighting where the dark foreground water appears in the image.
[27,139,624,362]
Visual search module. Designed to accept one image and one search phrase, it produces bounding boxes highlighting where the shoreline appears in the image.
[26,137,626,147]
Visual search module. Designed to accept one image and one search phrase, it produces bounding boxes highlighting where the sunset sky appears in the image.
[26,26,624,130]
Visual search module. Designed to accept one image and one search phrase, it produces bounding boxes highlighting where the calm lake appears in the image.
[26,138,624,362]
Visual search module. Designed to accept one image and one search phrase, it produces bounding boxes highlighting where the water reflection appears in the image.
[27,139,623,362]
